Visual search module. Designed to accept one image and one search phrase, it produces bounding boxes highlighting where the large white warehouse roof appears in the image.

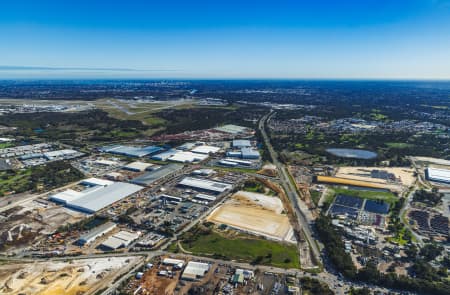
[81,178,114,187]
[426,167,450,183]
[50,181,144,213]
[191,145,221,154]
[178,177,232,194]
[168,151,208,163]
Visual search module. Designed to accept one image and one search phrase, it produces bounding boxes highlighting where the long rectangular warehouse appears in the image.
[426,167,450,183]
[131,164,183,186]
[50,182,144,213]
[178,177,233,194]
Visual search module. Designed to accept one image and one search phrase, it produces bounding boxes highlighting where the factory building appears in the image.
[191,169,215,176]
[241,147,260,159]
[190,145,221,155]
[219,159,239,167]
[426,167,450,184]
[122,161,153,172]
[232,139,251,148]
[159,194,183,203]
[181,261,210,281]
[162,258,185,269]
[176,142,196,151]
[100,230,140,250]
[44,149,83,160]
[222,158,252,166]
[81,178,114,187]
[130,164,183,186]
[168,151,208,163]
[178,177,232,194]
[77,222,116,246]
[193,193,217,204]
[100,145,162,157]
[151,150,178,161]
[50,180,144,214]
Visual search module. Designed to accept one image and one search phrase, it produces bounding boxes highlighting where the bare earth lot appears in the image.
[0,256,138,295]
[207,191,295,243]
[335,166,416,192]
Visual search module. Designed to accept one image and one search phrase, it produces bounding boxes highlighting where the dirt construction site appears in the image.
[0,198,85,254]
[334,166,416,192]
[0,256,139,295]
[206,191,296,243]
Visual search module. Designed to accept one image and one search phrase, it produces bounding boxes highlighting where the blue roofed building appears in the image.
[241,147,260,159]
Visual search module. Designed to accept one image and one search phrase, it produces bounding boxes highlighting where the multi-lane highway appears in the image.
[258,111,321,265]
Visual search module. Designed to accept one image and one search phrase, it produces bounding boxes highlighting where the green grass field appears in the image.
[179,231,300,269]
[0,142,14,149]
[0,169,32,195]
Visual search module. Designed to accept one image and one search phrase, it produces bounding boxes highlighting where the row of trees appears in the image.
[413,188,443,206]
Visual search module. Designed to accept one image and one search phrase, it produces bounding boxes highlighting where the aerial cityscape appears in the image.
[0,1,449,295]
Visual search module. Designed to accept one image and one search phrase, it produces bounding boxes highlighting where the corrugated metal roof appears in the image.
[131,164,183,186]
[232,139,251,148]
[191,145,220,154]
[178,177,232,193]
[78,222,116,243]
[182,261,210,279]
[67,182,144,213]
[427,167,450,183]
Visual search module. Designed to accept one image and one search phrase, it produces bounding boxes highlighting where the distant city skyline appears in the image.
[1,0,450,79]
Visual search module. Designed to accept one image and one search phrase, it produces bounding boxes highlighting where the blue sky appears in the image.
[1,0,450,79]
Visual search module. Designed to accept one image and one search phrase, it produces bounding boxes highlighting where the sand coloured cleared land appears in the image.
[335,167,416,188]
[207,191,294,242]
[0,257,137,295]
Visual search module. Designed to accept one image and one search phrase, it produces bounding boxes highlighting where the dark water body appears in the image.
[326,148,377,159]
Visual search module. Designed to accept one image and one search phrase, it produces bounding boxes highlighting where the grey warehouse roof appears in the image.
[131,163,183,186]
[68,182,144,213]
[78,222,116,243]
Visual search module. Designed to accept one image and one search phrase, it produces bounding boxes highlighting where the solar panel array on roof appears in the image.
[364,200,390,214]
[334,194,364,209]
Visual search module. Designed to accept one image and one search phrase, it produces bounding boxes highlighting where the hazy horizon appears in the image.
[1,1,450,79]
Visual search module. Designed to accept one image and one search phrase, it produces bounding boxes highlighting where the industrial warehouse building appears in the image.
[122,161,153,172]
[241,147,260,159]
[131,164,183,186]
[178,177,233,194]
[181,261,210,281]
[100,145,162,157]
[232,139,251,148]
[77,222,117,245]
[151,149,178,161]
[100,230,140,250]
[426,167,450,183]
[168,151,208,163]
[162,258,185,269]
[190,145,221,154]
[50,179,144,213]
[193,193,217,204]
